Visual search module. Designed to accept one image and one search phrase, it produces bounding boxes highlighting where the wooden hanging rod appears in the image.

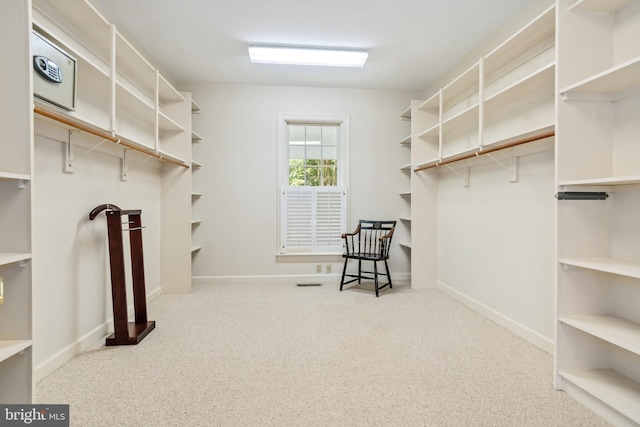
[413,131,555,172]
[33,106,189,169]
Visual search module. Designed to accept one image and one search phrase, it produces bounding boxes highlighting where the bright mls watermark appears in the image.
[0,405,69,426]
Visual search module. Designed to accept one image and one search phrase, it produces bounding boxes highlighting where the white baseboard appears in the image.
[34,320,110,384]
[35,286,163,384]
[437,281,554,355]
[192,273,411,286]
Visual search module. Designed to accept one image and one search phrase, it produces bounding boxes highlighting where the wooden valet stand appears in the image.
[90,204,155,346]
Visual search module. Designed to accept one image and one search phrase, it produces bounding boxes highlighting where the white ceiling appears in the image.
[92,0,529,91]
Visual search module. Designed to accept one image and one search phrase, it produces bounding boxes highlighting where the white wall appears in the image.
[436,147,556,349]
[421,0,556,351]
[32,122,163,380]
[183,83,421,282]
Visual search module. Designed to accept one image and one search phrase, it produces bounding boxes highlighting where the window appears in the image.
[288,124,338,186]
[278,114,350,254]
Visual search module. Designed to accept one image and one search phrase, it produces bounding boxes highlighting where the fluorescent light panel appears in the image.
[249,45,368,68]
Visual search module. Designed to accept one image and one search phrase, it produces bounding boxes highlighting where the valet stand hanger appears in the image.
[90,204,155,346]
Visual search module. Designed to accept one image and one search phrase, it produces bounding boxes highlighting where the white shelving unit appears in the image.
[556,0,640,424]
[398,106,413,252]
[160,89,192,294]
[0,0,34,403]
[30,0,196,298]
[31,0,191,166]
[190,99,203,261]
[0,0,200,401]
[409,5,556,291]
[413,4,555,171]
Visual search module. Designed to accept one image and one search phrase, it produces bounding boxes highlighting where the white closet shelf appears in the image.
[0,341,32,364]
[560,257,640,279]
[559,175,640,187]
[483,123,555,150]
[115,31,156,97]
[191,245,202,253]
[191,100,202,114]
[417,92,439,112]
[35,98,100,134]
[560,369,640,424]
[0,172,30,181]
[157,150,186,165]
[399,191,411,198]
[484,63,555,115]
[442,61,480,107]
[34,79,112,133]
[191,192,203,198]
[399,217,411,222]
[484,5,555,78]
[400,106,412,119]
[561,56,640,96]
[415,127,554,173]
[34,106,188,169]
[440,146,478,164]
[158,74,186,105]
[191,130,202,142]
[414,157,440,171]
[113,131,154,154]
[416,123,439,140]
[560,314,640,355]
[158,111,185,133]
[399,135,411,145]
[569,0,632,13]
[116,79,155,112]
[191,160,202,168]
[0,253,31,267]
[442,103,479,133]
[400,164,411,171]
[191,219,202,225]
[398,242,412,249]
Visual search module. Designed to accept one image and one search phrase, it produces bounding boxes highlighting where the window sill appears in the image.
[276,253,344,263]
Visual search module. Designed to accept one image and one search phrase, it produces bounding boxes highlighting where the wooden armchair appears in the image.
[340,220,396,297]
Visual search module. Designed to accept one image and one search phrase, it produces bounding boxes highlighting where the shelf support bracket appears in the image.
[121,150,128,182]
[443,163,470,187]
[486,150,518,183]
[121,149,153,182]
[64,130,109,174]
[64,130,73,174]
[463,162,469,187]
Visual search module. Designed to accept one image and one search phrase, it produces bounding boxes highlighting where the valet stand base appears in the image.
[106,321,156,346]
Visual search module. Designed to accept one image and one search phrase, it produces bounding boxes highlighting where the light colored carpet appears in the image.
[36,282,610,426]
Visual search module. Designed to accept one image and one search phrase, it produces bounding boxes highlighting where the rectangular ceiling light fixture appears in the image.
[249,45,368,68]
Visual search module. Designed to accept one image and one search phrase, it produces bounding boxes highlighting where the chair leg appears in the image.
[374,261,379,297]
[340,258,348,291]
[358,260,362,284]
[385,259,393,289]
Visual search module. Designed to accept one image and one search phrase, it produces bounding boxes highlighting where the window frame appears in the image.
[277,113,350,256]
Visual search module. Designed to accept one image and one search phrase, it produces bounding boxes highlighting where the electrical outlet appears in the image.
[325,264,332,274]
[315,264,322,273]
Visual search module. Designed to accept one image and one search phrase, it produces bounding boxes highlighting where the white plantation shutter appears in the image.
[281,186,346,253]
[315,188,345,250]
[282,187,313,250]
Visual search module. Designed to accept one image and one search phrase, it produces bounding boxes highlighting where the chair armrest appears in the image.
[378,228,395,240]
[341,224,361,238]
